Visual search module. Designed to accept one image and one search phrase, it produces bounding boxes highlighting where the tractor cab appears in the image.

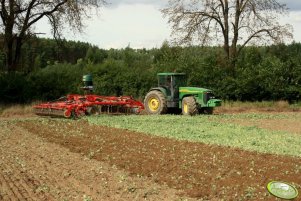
[157,73,186,100]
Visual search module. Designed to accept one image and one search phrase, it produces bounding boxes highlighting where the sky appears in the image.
[37,0,301,49]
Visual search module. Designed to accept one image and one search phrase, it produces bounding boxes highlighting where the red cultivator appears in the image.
[34,94,144,118]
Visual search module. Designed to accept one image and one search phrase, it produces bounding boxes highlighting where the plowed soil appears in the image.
[1,117,301,201]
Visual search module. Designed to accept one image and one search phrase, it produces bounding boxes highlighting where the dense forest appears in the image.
[0,36,301,103]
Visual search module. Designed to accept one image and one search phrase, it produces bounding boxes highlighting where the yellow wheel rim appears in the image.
[148,98,160,112]
[183,102,188,114]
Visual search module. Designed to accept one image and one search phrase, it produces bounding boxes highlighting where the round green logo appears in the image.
[267,181,299,200]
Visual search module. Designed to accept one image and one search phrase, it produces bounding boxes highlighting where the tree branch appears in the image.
[0,0,7,26]
[238,28,274,55]
[27,0,68,28]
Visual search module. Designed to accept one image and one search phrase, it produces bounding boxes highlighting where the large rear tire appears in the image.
[144,90,167,115]
[182,96,198,116]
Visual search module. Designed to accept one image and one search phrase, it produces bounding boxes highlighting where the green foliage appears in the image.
[81,46,157,98]
[85,46,108,64]
[87,114,301,157]
[27,63,83,100]
[0,72,28,103]
[19,37,92,71]
[0,36,301,103]
[234,45,301,102]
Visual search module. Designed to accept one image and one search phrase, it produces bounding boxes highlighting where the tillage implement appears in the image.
[33,75,144,118]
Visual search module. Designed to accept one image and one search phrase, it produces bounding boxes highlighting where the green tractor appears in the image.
[144,73,222,115]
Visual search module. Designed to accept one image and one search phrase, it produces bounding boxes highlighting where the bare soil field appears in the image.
[0,118,193,201]
[0,114,301,200]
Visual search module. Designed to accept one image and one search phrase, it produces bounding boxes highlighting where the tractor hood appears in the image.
[179,87,222,107]
[179,87,211,94]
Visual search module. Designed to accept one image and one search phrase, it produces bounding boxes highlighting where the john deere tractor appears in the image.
[144,73,221,115]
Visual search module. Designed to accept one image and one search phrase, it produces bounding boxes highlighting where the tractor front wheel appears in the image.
[182,96,198,116]
[144,90,167,115]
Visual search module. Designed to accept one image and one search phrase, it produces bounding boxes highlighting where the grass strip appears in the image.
[87,114,301,157]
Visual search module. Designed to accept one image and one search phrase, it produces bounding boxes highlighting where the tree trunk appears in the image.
[14,37,23,70]
[4,30,16,71]
[5,37,21,72]
[4,29,24,71]
[223,0,230,61]
[229,0,240,68]
[3,0,18,71]
[6,39,14,71]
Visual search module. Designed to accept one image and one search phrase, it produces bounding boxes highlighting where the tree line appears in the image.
[0,0,292,72]
[0,37,301,104]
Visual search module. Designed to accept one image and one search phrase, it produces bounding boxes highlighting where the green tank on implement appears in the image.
[144,73,221,115]
[82,74,93,92]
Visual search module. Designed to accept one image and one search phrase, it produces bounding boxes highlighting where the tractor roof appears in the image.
[157,72,186,76]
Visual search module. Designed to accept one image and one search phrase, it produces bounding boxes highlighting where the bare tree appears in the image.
[0,0,105,71]
[162,0,293,66]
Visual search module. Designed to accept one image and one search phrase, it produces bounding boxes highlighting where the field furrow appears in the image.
[0,118,191,201]
[15,117,301,200]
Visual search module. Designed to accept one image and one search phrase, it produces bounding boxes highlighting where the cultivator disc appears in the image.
[33,94,144,118]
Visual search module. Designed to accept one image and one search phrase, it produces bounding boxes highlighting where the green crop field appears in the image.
[87,113,301,157]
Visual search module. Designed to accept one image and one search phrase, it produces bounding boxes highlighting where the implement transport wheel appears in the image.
[182,96,198,116]
[144,90,167,114]
[64,109,72,118]
[86,106,99,116]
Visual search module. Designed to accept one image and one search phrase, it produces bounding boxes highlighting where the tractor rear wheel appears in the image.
[182,96,198,116]
[144,90,167,114]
